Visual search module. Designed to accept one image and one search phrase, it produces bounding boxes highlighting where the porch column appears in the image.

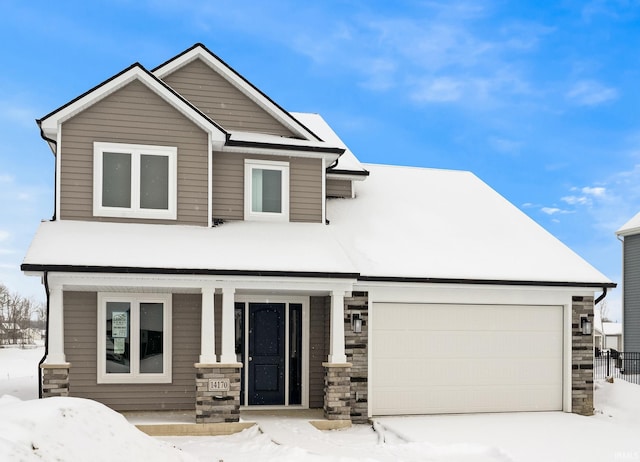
[328,290,347,363]
[219,286,237,364]
[46,284,66,364]
[41,283,70,398]
[199,287,217,364]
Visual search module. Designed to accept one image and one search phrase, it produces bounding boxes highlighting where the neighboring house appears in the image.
[617,213,640,352]
[22,44,615,423]
[593,310,623,351]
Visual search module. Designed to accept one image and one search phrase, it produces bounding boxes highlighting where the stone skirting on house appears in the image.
[323,362,352,420]
[40,363,71,398]
[195,363,242,423]
[344,292,368,423]
[572,296,594,416]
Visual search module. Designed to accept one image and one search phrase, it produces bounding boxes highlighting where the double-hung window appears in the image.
[97,293,172,384]
[244,159,289,221]
[93,142,177,220]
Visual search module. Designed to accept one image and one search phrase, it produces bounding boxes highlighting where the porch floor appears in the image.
[123,408,350,436]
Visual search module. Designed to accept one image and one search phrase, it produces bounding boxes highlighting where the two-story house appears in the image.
[23,44,614,424]
[617,212,640,352]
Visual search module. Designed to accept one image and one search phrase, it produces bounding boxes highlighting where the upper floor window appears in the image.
[244,159,289,221]
[93,142,177,220]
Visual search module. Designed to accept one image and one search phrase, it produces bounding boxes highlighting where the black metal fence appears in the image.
[594,351,640,385]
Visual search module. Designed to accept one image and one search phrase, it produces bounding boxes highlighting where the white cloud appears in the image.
[488,136,521,154]
[561,185,607,207]
[411,77,464,102]
[566,80,618,106]
[0,230,9,242]
[541,207,571,215]
[582,186,606,197]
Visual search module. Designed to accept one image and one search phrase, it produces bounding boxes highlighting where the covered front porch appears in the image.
[39,272,367,424]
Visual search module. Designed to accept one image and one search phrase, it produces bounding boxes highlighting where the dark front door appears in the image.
[248,303,285,405]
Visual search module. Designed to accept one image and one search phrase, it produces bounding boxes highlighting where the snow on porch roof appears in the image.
[23,164,613,287]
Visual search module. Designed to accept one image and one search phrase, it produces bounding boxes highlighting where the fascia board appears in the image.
[326,173,369,182]
[221,144,342,162]
[39,65,226,144]
[152,44,320,142]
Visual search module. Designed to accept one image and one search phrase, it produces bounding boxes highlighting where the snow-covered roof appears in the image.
[616,211,640,237]
[23,164,613,287]
[291,112,368,176]
[603,322,623,336]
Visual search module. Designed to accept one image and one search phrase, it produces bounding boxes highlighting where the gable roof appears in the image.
[616,211,640,237]
[37,45,344,160]
[152,43,322,142]
[291,112,369,177]
[37,63,227,149]
[22,163,614,288]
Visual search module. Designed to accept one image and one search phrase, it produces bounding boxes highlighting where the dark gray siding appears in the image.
[64,291,200,411]
[162,59,296,137]
[309,296,329,408]
[624,234,640,351]
[60,80,209,226]
[326,179,352,198]
[212,152,323,223]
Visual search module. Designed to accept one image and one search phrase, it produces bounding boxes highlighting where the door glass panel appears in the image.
[140,154,169,210]
[106,302,131,374]
[102,152,131,208]
[139,302,163,374]
[289,304,302,405]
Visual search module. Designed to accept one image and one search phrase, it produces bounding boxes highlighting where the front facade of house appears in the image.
[23,44,614,422]
[617,213,640,352]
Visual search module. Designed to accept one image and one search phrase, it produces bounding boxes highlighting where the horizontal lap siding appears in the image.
[290,158,322,222]
[64,291,201,411]
[212,152,322,223]
[326,179,352,198]
[309,296,329,408]
[60,80,208,226]
[624,234,640,351]
[162,59,295,137]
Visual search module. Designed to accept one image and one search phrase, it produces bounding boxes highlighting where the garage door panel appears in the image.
[372,303,563,415]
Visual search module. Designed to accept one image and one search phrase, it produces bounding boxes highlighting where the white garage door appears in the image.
[371,303,563,415]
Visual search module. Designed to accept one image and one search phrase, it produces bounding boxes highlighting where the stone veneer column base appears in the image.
[40,363,71,398]
[572,296,594,416]
[195,363,242,423]
[323,362,352,421]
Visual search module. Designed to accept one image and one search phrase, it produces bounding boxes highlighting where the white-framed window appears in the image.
[93,142,177,220]
[97,293,172,384]
[244,159,289,221]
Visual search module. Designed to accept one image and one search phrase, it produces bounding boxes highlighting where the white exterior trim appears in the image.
[55,127,62,219]
[244,159,290,222]
[321,158,326,224]
[93,142,177,220]
[236,295,310,408]
[39,66,225,144]
[96,292,172,384]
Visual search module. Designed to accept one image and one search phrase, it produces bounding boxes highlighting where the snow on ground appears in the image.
[2,345,640,461]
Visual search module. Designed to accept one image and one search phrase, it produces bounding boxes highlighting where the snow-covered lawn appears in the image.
[2,345,640,461]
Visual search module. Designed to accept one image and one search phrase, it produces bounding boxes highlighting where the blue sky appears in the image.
[1,1,639,320]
